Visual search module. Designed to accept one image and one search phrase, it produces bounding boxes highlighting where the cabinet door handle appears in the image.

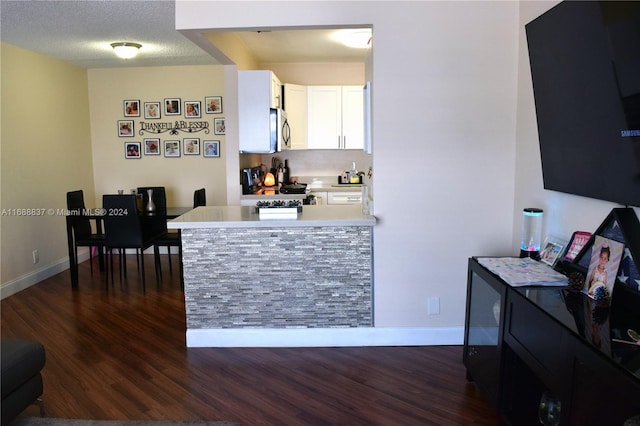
[338,136,341,149]
[343,136,347,149]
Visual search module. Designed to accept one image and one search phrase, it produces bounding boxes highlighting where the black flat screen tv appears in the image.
[526,1,640,207]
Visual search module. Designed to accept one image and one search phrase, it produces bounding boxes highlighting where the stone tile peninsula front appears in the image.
[168,205,376,347]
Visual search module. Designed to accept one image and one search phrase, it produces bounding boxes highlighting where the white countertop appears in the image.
[301,175,365,192]
[168,205,376,229]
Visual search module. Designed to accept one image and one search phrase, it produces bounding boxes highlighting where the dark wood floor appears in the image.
[2,255,499,425]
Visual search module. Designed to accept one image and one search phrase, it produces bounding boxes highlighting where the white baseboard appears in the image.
[186,326,464,347]
[0,256,72,299]
[0,247,179,299]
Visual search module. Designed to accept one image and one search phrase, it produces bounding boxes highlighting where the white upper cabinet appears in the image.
[283,84,308,150]
[271,73,282,109]
[238,70,281,153]
[307,85,364,150]
[341,86,365,150]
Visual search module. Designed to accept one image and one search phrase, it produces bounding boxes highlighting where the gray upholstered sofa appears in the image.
[1,339,46,425]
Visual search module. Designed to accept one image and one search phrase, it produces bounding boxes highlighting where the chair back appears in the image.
[103,195,144,248]
[193,188,206,208]
[137,186,167,215]
[66,190,92,238]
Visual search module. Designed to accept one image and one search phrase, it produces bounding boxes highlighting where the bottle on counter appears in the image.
[283,159,290,185]
[277,167,284,188]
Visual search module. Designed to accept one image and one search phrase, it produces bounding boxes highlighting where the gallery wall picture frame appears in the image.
[205,96,223,114]
[214,118,226,135]
[124,100,140,117]
[203,140,220,157]
[125,142,141,159]
[164,98,181,116]
[144,102,161,119]
[164,140,180,158]
[540,236,566,267]
[144,138,160,155]
[184,101,201,118]
[183,138,200,155]
[118,120,134,137]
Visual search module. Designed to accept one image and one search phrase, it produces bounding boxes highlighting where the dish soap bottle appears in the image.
[349,162,360,183]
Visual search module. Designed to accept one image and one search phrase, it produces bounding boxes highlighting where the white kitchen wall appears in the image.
[177,1,519,338]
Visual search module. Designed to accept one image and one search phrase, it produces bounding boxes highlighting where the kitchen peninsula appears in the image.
[168,205,376,347]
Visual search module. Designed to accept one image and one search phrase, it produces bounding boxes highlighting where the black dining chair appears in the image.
[102,194,161,291]
[66,190,105,275]
[193,188,206,208]
[136,187,181,278]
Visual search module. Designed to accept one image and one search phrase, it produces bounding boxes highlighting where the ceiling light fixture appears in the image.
[332,29,372,49]
[110,42,142,59]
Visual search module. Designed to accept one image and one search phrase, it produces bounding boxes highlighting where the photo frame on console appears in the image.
[564,231,592,262]
[540,236,566,267]
[570,208,640,296]
[583,235,624,300]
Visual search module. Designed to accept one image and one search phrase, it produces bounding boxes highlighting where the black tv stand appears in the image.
[464,257,640,425]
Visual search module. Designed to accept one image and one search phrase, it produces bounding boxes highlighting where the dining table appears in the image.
[66,205,193,288]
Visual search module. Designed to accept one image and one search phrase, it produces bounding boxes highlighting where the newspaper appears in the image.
[477,257,568,287]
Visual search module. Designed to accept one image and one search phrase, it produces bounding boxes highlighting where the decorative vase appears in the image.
[146,189,156,214]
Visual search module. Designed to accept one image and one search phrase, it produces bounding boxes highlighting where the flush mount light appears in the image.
[332,29,372,49]
[110,42,142,59]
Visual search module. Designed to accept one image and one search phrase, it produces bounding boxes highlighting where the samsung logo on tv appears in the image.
[621,130,640,137]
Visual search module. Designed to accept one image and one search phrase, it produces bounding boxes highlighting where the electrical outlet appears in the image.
[428,297,440,315]
[32,249,39,264]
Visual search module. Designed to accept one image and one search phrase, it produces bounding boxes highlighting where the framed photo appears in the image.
[539,236,566,267]
[125,142,141,159]
[143,138,160,155]
[183,138,200,155]
[205,96,223,114]
[144,102,161,119]
[203,140,220,157]
[118,120,134,137]
[164,140,180,158]
[214,118,226,135]
[564,231,592,262]
[584,235,625,299]
[184,101,201,118]
[164,98,181,116]
[124,100,140,117]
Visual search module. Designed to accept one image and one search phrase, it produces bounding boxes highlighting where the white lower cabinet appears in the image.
[327,191,362,205]
[310,191,327,205]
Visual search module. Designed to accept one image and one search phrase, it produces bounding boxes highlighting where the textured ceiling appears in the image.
[0,0,369,69]
[0,0,217,68]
